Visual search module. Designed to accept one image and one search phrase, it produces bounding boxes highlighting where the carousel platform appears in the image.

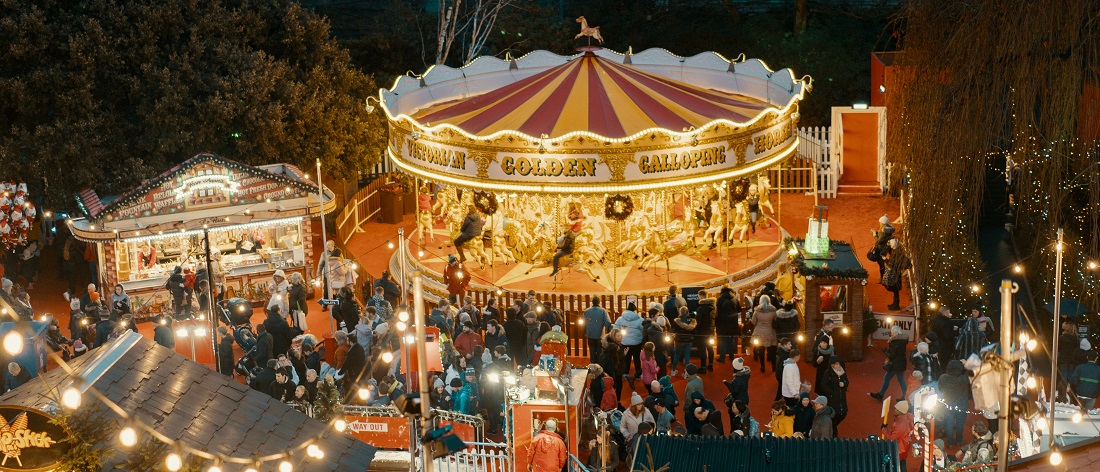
[392,217,787,299]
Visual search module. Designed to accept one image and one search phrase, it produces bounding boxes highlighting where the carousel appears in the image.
[379,39,810,298]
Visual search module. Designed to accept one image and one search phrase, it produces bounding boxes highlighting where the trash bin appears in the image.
[379,185,403,224]
[403,187,417,215]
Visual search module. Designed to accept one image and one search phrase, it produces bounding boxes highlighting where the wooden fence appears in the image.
[334,173,398,246]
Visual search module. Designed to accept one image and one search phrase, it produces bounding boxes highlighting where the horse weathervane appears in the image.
[575,16,604,45]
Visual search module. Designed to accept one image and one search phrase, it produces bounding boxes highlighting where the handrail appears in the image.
[568,453,589,472]
[334,172,399,246]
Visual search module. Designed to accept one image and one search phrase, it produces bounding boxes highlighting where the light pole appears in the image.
[997,279,1015,472]
[203,228,219,373]
[315,159,332,333]
[412,272,433,472]
[1048,228,1063,456]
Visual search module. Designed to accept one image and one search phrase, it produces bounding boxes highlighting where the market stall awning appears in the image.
[0,332,376,470]
[414,53,770,139]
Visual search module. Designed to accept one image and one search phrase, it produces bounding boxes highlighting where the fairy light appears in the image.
[1013,264,1022,273]
[398,311,409,322]
[165,451,183,471]
[663,335,671,343]
[417,249,425,257]
[334,419,348,432]
[577,318,585,326]
[357,388,370,401]
[395,322,407,332]
[381,351,394,363]
[3,332,23,355]
[387,240,395,249]
[1072,411,1083,423]
[119,426,138,447]
[1025,377,1037,389]
[61,387,82,409]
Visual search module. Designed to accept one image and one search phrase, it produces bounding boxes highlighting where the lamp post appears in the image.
[412,272,433,472]
[997,279,1015,472]
[203,228,219,373]
[1048,228,1063,455]
[315,159,332,333]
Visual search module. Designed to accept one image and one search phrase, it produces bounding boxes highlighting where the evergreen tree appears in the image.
[312,375,343,423]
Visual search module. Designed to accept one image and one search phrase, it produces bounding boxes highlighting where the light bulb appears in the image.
[796,334,804,342]
[578,318,585,325]
[165,452,183,471]
[279,460,292,472]
[487,372,500,383]
[1019,332,1029,343]
[1026,377,1037,389]
[753,338,760,346]
[1090,261,1098,270]
[1027,339,1037,351]
[885,317,893,324]
[923,394,938,411]
[709,337,716,345]
[928,301,938,309]
[1013,264,1022,273]
[194,328,206,337]
[1050,450,1063,466]
[663,335,671,343]
[208,465,223,472]
[536,305,543,313]
[245,468,258,472]
[1036,417,1048,432]
[61,387,82,409]
[81,318,89,326]
[351,263,358,270]
[3,332,23,355]
[381,351,394,363]
[119,426,138,447]
[456,271,464,279]
[307,444,321,458]
[971,284,980,293]
[404,335,415,344]
[418,250,425,257]
[396,321,407,332]
[387,241,395,249]
[358,388,370,400]
[1072,411,1083,423]
[496,289,503,296]
[334,419,348,432]
[841,327,850,334]
[398,311,409,322]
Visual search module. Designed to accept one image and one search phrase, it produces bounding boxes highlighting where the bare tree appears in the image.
[435,0,514,65]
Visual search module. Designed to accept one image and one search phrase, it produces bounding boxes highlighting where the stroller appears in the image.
[221,298,259,378]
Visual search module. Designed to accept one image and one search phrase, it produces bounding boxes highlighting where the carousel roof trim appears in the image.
[380,47,810,142]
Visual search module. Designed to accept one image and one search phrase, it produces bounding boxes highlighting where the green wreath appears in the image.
[473,191,498,215]
[604,194,634,221]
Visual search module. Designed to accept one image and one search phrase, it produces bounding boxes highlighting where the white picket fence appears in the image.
[797,126,837,198]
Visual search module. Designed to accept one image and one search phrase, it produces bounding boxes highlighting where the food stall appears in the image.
[68,153,336,317]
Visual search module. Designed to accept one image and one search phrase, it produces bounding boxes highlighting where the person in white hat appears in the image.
[883,400,915,470]
[620,392,654,446]
[871,215,896,278]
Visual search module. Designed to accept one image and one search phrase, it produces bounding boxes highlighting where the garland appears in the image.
[472,191,498,215]
[604,194,634,221]
[785,238,869,279]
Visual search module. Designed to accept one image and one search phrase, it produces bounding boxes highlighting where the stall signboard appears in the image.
[682,287,703,314]
[0,406,70,472]
[345,415,476,450]
[871,313,915,342]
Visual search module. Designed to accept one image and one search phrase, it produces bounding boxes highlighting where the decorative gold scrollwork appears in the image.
[598,153,636,182]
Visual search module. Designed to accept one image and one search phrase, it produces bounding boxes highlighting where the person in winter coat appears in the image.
[684,364,704,404]
[583,296,612,362]
[811,338,834,395]
[1070,351,1100,409]
[598,375,618,411]
[166,266,187,317]
[955,308,988,363]
[483,320,507,355]
[453,322,484,359]
[767,401,795,437]
[881,239,911,310]
[809,396,834,438]
[751,295,779,373]
[153,315,175,349]
[253,324,274,369]
[871,325,909,401]
[110,284,131,319]
[773,301,800,350]
[599,330,627,404]
[503,311,528,367]
[883,400,915,471]
[938,359,971,447]
[639,342,659,386]
[453,207,484,263]
[263,306,292,358]
[526,315,543,366]
[528,419,567,472]
[217,326,234,376]
[684,391,715,435]
[287,273,309,329]
[819,356,849,435]
[723,358,751,406]
[694,291,716,371]
[443,255,469,300]
[910,341,939,385]
[956,420,995,464]
[931,306,960,371]
[586,429,620,472]
[793,393,815,436]
[715,287,743,362]
[670,306,697,377]
[621,393,655,446]
[332,286,361,333]
[266,270,290,319]
[780,349,803,407]
[643,313,669,377]
[699,408,724,436]
[728,400,758,437]
[772,338,793,401]
[614,302,645,376]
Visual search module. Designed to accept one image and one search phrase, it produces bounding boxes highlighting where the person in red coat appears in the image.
[453,322,484,360]
[443,255,469,300]
[883,400,915,471]
[528,419,567,472]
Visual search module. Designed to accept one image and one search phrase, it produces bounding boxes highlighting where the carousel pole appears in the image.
[777,164,783,244]
[413,272,434,472]
[398,227,408,304]
[316,158,333,334]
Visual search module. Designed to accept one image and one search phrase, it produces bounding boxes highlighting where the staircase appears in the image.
[837,180,882,196]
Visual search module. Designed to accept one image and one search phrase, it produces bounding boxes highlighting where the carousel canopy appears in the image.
[413,53,770,140]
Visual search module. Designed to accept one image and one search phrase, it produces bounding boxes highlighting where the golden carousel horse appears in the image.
[638,217,699,271]
[731,201,752,242]
[575,16,604,44]
[702,199,726,249]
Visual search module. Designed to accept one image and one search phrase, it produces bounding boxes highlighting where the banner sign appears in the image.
[871,313,915,342]
[0,406,70,472]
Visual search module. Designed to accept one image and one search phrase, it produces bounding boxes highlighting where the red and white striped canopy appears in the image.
[413,53,770,140]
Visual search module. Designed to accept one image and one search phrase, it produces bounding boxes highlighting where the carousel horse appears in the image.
[572,228,603,282]
[575,16,604,44]
[432,186,451,221]
[417,186,435,244]
[702,199,726,248]
[757,175,774,215]
[731,201,751,242]
[487,216,517,265]
[639,218,699,271]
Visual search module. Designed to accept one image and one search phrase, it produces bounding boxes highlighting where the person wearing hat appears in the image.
[613,301,644,378]
[583,296,612,363]
[684,390,715,435]
[528,419,567,472]
[715,286,743,363]
[67,297,85,341]
[809,395,834,438]
[443,254,469,300]
[72,339,87,358]
[871,214,895,278]
[263,303,293,358]
[819,355,849,435]
[253,323,274,369]
[93,307,116,348]
[881,239,911,311]
[454,321,484,360]
[883,400,914,469]
[723,357,751,410]
[620,392,654,446]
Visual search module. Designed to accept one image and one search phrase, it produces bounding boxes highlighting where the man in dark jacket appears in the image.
[773,338,792,401]
[250,359,277,396]
[153,315,175,349]
[333,287,361,333]
[723,358,751,406]
[372,270,402,307]
[1070,351,1100,410]
[931,306,959,371]
[663,286,687,320]
[453,207,484,263]
[583,296,612,363]
[684,391,715,435]
[503,310,528,367]
[166,266,187,317]
[694,290,716,372]
[938,360,971,448]
[253,323,274,369]
[270,368,297,402]
[809,395,835,438]
[217,326,235,376]
[94,312,116,348]
[871,325,909,401]
[715,287,742,362]
[339,337,368,397]
[263,307,292,357]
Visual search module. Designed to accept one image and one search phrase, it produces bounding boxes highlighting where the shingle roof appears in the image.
[632,434,900,472]
[0,332,375,471]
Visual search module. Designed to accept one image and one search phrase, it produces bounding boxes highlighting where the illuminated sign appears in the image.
[0,406,70,472]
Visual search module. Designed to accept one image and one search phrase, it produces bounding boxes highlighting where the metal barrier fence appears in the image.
[432,441,510,472]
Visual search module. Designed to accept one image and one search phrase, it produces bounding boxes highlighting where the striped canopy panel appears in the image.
[414,53,770,140]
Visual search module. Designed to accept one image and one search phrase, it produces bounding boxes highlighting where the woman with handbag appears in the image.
[288,272,309,331]
[881,239,911,311]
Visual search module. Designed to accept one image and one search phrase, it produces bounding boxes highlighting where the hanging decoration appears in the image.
[472,191,498,215]
[604,194,634,221]
[0,182,36,250]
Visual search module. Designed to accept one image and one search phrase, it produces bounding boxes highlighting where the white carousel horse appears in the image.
[731,201,751,242]
[432,187,451,220]
[575,17,604,44]
[757,174,775,216]
[702,200,726,248]
[639,218,699,271]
